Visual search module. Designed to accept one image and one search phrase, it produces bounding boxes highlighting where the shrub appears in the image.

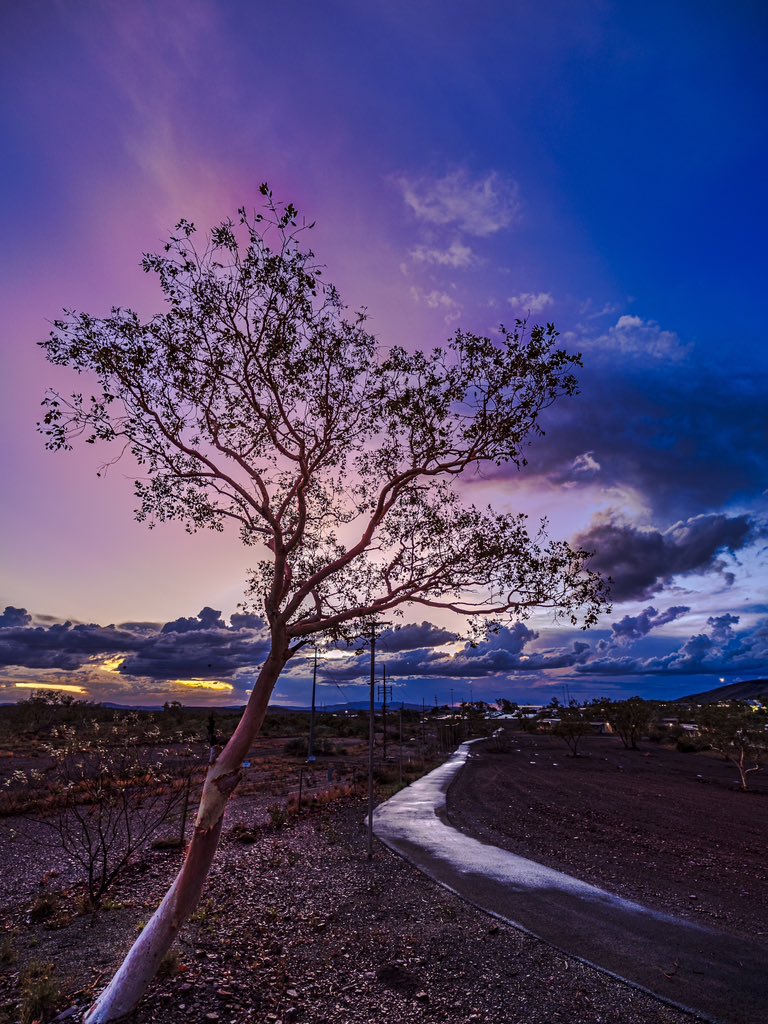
[19,961,60,1024]
[267,803,288,830]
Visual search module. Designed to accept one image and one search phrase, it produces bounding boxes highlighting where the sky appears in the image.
[1,0,766,708]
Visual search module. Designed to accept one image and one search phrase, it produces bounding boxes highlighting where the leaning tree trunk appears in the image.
[85,653,286,1023]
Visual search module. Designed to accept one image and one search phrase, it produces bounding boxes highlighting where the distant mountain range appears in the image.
[675,679,768,702]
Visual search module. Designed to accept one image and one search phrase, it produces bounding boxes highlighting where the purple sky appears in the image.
[1,1,766,706]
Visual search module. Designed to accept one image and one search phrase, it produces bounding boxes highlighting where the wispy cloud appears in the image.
[409,240,477,268]
[589,315,691,361]
[508,291,554,314]
[571,451,601,474]
[394,169,521,236]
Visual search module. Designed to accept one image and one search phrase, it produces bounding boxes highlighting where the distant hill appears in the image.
[675,679,768,703]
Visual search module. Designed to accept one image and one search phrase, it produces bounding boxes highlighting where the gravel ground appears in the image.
[0,780,702,1024]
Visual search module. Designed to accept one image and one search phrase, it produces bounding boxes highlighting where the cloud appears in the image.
[571,451,600,474]
[324,623,593,681]
[589,315,691,361]
[394,169,520,236]
[409,285,457,310]
[377,621,459,653]
[608,605,691,644]
[410,240,476,268]
[0,606,31,629]
[578,613,768,677]
[502,359,768,521]
[0,606,270,681]
[0,621,144,671]
[575,511,758,601]
[508,291,554,314]
[161,606,226,633]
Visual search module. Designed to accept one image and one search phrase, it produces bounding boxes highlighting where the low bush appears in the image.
[19,961,60,1024]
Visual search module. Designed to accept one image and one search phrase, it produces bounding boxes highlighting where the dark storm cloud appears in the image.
[0,606,31,628]
[119,629,271,679]
[161,607,226,633]
[493,358,768,520]
[377,621,458,652]
[229,612,266,630]
[609,605,690,644]
[0,605,270,680]
[574,511,757,601]
[116,621,163,635]
[0,621,144,670]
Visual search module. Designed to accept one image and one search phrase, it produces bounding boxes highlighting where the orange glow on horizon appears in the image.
[172,679,234,693]
[15,682,88,695]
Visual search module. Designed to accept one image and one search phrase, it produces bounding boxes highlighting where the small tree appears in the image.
[17,716,196,909]
[696,705,766,791]
[604,696,654,750]
[39,189,608,1021]
[549,699,591,757]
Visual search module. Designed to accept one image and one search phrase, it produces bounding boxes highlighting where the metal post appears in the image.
[382,663,388,761]
[297,767,304,816]
[367,623,376,861]
[307,646,318,764]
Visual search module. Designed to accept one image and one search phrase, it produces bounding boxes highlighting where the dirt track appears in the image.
[445,730,768,941]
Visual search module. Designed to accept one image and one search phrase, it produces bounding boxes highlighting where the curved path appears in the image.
[372,742,768,1024]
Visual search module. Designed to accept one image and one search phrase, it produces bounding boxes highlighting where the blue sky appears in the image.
[1,1,766,706]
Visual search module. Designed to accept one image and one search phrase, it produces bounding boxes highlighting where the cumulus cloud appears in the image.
[589,314,691,361]
[579,613,768,678]
[0,606,32,629]
[394,169,520,236]
[377,622,458,653]
[0,606,270,682]
[161,606,226,633]
[0,621,144,671]
[508,291,554,315]
[609,605,690,645]
[324,623,593,682]
[575,511,757,601]
[410,240,476,268]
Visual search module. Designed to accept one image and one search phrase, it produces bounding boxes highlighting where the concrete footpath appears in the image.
[372,742,768,1024]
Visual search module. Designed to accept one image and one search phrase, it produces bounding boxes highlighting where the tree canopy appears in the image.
[41,188,607,653]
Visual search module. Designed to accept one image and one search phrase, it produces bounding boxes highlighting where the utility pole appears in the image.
[378,663,392,760]
[307,645,318,764]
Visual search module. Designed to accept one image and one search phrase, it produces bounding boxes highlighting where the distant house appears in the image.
[588,720,613,735]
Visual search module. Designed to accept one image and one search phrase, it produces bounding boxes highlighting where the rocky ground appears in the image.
[2,728,763,1024]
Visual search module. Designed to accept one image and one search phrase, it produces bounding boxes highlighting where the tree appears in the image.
[548,698,591,757]
[603,696,654,750]
[696,704,766,791]
[39,188,608,1021]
